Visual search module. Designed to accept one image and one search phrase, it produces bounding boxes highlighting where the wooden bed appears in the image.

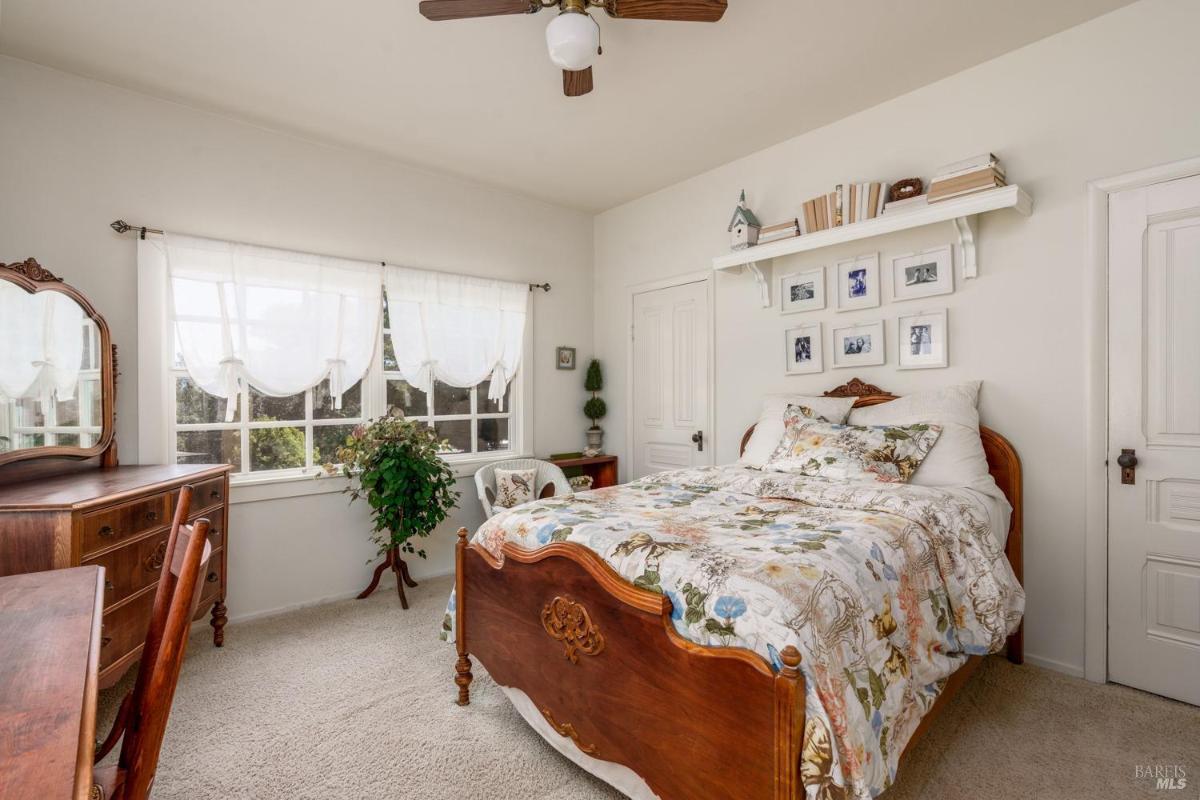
[452,379,1023,800]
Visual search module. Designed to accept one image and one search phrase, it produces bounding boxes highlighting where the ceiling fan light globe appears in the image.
[545,11,599,71]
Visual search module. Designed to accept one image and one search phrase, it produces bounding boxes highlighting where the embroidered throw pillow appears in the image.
[738,394,856,468]
[494,467,537,508]
[764,405,942,484]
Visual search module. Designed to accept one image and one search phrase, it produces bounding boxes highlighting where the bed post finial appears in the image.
[773,645,805,799]
[455,527,473,706]
[779,645,802,678]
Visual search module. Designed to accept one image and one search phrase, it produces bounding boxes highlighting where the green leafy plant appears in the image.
[336,414,459,559]
[583,359,606,429]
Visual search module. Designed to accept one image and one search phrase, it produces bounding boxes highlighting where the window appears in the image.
[165,291,522,480]
[1,319,103,452]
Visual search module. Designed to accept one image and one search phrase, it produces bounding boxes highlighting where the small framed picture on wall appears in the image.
[891,245,953,302]
[780,268,825,314]
[556,346,577,370]
[784,322,823,375]
[831,320,885,368]
[897,309,949,369]
[835,253,880,312]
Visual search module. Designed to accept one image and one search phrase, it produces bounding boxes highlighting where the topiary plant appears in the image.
[336,414,459,560]
[583,359,606,430]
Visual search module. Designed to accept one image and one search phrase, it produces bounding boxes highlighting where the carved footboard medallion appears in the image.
[541,596,605,663]
[540,707,598,755]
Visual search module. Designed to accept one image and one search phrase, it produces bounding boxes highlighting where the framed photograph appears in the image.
[831,320,885,368]
[784,322,823,375]
[891,245,954,302]
[835,253,881,312]
[898,309,949,369]
[780,268,825,314]
[555,346,576,370]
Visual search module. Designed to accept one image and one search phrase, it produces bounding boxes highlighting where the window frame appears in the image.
[138,252,534,496]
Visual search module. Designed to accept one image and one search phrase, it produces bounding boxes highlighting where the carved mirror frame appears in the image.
[0,258,117,468]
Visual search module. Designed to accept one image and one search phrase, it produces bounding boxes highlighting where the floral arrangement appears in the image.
[335,414,459,559]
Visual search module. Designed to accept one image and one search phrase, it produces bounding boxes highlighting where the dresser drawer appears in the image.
[99,587,155,672]
[174,476,227,515]
[81,493,171,556]
[189,509,226,551]
[199,549,224,605]
[85,529,171,605]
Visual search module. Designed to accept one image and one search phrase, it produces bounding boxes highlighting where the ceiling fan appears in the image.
[418,0,727,97]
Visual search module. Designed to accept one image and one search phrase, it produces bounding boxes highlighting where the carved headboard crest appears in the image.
[822,378,894,400]
[3,258,62,283]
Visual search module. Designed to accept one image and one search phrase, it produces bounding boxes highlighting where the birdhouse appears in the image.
[727,190,761,251]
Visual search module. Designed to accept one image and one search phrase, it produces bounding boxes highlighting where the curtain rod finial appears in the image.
[110,219,132,234]
[529,283,551,293]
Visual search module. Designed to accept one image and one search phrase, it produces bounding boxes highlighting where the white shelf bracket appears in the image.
[745,260,771,307]
[953,214,980,279]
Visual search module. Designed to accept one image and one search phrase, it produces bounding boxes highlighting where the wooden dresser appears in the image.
[0,464,232,688]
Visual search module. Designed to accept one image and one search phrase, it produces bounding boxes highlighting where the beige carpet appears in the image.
[99,575,1199,800]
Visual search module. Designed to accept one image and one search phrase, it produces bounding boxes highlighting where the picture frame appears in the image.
[555,346,577,370]
[780,268,825,314]
[897,309,949,369]
[831,320,885,368]
[784,322,823,375]
[891,245,954,302]
[835,253,880,312]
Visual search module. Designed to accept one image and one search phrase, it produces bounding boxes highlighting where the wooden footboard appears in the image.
[454,529,805,800]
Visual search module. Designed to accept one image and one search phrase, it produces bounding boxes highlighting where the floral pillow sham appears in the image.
[494,467,537,508]
[763,405,942,483]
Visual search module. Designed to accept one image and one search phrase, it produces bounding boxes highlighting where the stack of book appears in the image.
[927,154,1006,203]
[799,182,888,234]
[759,218,800,245]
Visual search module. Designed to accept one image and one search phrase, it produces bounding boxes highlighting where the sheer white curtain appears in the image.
[0,281,84,408]
[163,234,383,421]
[384,266,527,407]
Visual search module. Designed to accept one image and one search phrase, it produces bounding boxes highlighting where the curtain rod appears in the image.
[109,219,552,293]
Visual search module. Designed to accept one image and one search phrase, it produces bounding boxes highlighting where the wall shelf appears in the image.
[712,184,1033,306]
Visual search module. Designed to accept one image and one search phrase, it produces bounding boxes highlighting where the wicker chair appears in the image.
[475,458,571,519]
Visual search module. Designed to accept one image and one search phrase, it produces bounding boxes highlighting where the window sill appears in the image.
[228,452,533,505]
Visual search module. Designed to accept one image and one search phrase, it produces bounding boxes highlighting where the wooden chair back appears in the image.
[93,485,212,800]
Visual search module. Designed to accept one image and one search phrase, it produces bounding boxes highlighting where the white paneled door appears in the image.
[631,280,711,480]
[1108,173,1200,706]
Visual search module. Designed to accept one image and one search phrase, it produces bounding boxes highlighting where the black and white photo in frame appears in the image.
[891,245,954,302]
[780,267,825,314]
[784,322,823,375]
[897,309,948,369]
[831,319,885,368]
[835,253,880,312]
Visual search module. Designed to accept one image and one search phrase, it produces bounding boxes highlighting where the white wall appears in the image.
[0,56,594,620]
[593,0,1200,676]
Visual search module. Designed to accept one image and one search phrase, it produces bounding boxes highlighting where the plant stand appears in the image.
[357,545,419,609]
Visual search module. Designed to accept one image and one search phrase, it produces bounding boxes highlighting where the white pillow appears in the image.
[847,381,989,488]
[738,394,856,468]
[494,467,537,508]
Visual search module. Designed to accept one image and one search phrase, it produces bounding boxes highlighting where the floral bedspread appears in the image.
[443,465,1024,800]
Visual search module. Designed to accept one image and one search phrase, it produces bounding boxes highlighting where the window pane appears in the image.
[434,420,470,454]
[478,418,510,453]
[177,377,238,423]
[250,388,304,422]
[313,424,356,467]
[433,382,470,416]
[177,430,241,472]
[55,397,81,426]
[386,379,427,417]
[249,426,305,471]
[16,398,44,427]
[477,378,511,414]
[314,380,362,420]
[56,433,81,447]
[383,335,398,371]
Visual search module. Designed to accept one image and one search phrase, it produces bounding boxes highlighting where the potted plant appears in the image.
[584,358,607,455]
[336,414,459,609]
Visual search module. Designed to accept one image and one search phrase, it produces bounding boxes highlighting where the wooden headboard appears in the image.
[739,378,1023,659]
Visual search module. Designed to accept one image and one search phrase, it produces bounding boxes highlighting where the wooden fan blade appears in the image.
[604,0,726,21]
[563,67,594,97]
[419,0,540,21]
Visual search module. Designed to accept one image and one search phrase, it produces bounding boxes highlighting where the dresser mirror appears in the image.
[0,259,116,468]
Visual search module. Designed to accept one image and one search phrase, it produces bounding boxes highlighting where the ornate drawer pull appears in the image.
[540,707,597,755]
[145,510,158,522]
[541,596,605,664]
[206,571,219,584]
[209,528,222,539]
[101,636,111,648]
[98,525,116,538]
[104,580,114,591]
[210,489,222,500]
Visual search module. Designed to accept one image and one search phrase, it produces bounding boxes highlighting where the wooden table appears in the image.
[547,454,619,489]
[0,566,105,800]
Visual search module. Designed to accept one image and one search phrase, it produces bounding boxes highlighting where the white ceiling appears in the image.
[0,0,1130,211]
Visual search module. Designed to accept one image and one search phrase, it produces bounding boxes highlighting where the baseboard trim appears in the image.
[1023,652,1086,678]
